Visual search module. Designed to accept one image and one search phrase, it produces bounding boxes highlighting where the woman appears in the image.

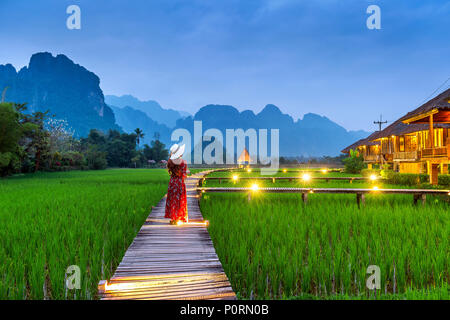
[165,144,190,225]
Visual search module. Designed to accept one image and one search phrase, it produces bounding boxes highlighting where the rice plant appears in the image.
[0,169,169,299]
[200,171,449,300]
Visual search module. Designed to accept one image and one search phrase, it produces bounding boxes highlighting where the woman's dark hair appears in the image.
[167,159,182,177]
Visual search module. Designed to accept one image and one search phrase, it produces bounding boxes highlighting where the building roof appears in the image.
[342,88,450,154]
[400,88,450,124]
[369,120,450,141]
[341,132,379,154]
[237,148,251,162]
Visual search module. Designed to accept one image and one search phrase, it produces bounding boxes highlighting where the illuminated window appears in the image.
[434,128,443,147]
[399,136,405,152]
[410,135,417,151]
[391,136,396,152]
[419,131,428,150]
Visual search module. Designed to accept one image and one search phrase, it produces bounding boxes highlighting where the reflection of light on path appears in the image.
[99,272,233,298]
[176,221,209,227]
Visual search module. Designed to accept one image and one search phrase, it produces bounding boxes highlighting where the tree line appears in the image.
[0,102,169,177]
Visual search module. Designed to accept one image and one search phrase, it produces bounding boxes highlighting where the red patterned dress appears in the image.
[165,161,188,222]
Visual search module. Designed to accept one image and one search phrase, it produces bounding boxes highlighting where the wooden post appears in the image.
[414,193,426,205]
[301,192,308,204]
[421,193,426,206]
[98,280,107,294]
[248,192,252,202]
[349,178,353,184]
[219,178,221,184]
[272,178,275,184]
[429,114,434,149]
[356,193,365,208]
[413,193,419,205]
[430,164,439,185]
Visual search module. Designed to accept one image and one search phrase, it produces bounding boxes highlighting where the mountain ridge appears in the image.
[172,104,370,157]
[105,94,189,128]
[0,52,120,137]
[0,52,370,157]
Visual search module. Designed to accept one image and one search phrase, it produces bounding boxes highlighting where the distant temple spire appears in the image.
[237,148,251,164]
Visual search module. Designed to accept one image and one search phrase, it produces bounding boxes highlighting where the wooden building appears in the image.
[342,88,450,184]
[399,88,450,183]
[341,132,380,168]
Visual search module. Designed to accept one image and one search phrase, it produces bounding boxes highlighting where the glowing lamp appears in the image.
[204,220,209,227]
[102,280,108,291]
[283,169,287,173]
[302,173,311,182]
[247,168,252,173]
[321,169,328,174]
[232,175,238,181]
[370,174,377,181]
[251,183,259,191]
[372,186,379,191]
[176,220,183,226]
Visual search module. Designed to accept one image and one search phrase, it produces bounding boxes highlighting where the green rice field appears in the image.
[1,167,448,300]
[200,168,450,300]
[0,169,171,299]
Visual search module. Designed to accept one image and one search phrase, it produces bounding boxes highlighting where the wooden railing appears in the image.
[384,154,394,162]
[421,147,448,158]
[364,155,379,162]
[393,151,419,161]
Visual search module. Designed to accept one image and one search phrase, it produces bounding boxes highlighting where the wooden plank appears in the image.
[98,170,236,300]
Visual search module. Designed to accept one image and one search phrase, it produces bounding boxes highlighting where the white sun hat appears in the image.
[169,143,185,160]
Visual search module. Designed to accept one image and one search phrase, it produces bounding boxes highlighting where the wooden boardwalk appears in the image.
[98,171,236,300]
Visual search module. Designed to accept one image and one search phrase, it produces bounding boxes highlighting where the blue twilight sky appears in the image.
[0,0,449,131]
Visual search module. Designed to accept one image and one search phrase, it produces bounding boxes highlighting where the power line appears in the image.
[415,76,450,108]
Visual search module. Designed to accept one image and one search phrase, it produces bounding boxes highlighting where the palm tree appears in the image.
[1,86,9,103]
[134,128,144,146]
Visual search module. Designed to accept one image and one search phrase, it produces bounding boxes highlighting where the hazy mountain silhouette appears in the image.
[110,105,172,147]
[0,52,120,137]
[174,104,370,157]
[0,52,369,157]
[105,95,189,128]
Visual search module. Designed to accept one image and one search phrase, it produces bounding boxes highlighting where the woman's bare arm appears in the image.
[184,160,191,175]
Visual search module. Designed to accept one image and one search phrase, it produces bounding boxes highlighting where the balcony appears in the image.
[421,147,448,159]
[393,151,419,161]
[364,155,379,162]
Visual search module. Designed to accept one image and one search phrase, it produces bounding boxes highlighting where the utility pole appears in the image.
[374,114,387,131]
